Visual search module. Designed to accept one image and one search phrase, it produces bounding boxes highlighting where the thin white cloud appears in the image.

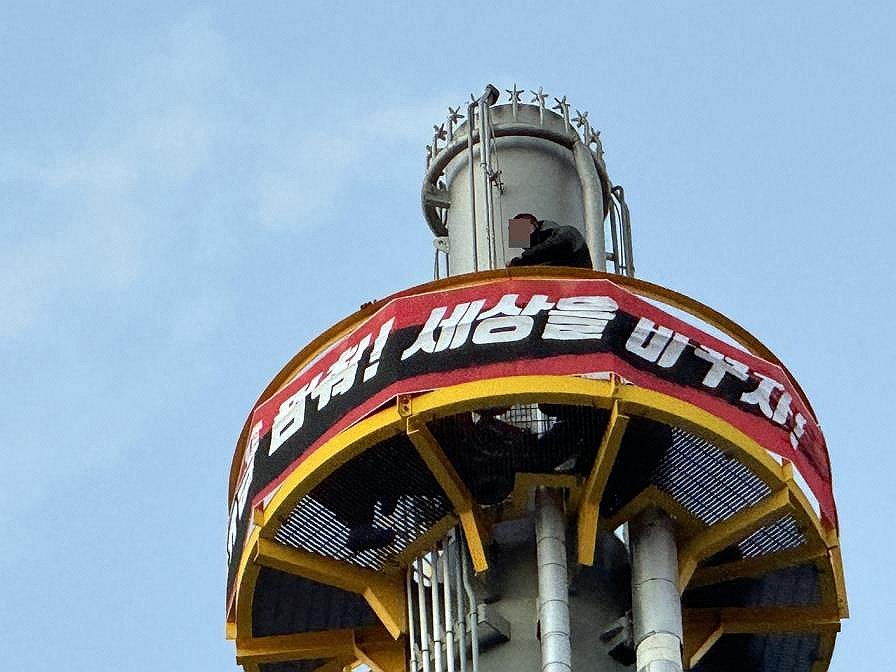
[0,10,455,521]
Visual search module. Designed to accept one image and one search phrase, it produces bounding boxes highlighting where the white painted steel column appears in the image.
[535,487,572,672]
[629,507,684,672]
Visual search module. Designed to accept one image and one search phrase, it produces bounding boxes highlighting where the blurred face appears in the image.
[509,217,537,248]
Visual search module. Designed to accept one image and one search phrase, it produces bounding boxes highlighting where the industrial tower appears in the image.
[225,85,847,672]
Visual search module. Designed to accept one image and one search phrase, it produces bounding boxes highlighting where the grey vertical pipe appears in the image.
[479,99,496,268]
[416,557,434,672]
[466,102,479,271]
[460,537,480,672]
[442,542,457,672]
[619,192,635,277]
[608,199,621,274]
[431,549,445,672]
[454,534,469,672]
[573,138,606,271]
[407,569,420,672]
[629,507,684,672]
[535,487,572,672]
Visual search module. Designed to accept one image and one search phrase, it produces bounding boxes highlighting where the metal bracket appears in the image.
[600,611,636,666]
[397,394,413,418]
[422,182,452,209]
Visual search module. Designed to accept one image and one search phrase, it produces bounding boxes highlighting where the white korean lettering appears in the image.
[740,373,792,424]
[269,374,322,456]
[228,420,262,562]
[521,294,555,315]
[790,412,807,449]
[542,295,618,340]
[226,500,238,565]
[473,315,533,343]
[625,317,689,367]
[401,306,446,360]
[693,345,749,388]
[401,301,486,360]
[363,318,395,381]
[435,301,485,350]
[472,293,546,344]
[311,334,372,409]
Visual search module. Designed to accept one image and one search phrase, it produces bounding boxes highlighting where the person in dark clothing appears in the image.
[507,213,594,269]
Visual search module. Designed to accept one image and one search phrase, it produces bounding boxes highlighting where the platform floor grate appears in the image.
[273,434,451,569]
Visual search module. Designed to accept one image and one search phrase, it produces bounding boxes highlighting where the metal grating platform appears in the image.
[273,434,451,569]
[738,515,806,558]
[652,427,771,525]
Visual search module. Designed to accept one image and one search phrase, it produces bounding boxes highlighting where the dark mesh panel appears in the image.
[429,404,609,505]
[600,415,672,516]
[749,633,822,672]
[273,434,451,569]
[252,566,379,637]
[260,661,328,672]
[693,633,820,672]
[652,427,771,524]
[683,563,821,608]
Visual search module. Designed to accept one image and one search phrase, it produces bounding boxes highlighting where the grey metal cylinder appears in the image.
[436,103,599,274]
[629,507,684,672]
[535,487,572,672]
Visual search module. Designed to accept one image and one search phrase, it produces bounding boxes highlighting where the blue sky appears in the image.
[1,3,892,670]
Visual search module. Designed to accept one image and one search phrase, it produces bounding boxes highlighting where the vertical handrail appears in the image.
[443,538,457,672]
[479,98,496,269]
[431,548,445,672]
[416,557,433,672]
[454,531,469,672]
[466,101,479,272]
[460,535,480,672]
[407,568,420,672]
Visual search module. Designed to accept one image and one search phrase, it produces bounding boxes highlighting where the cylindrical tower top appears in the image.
[422,85,634,277]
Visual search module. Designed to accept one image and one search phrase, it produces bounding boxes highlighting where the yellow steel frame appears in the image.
[236,625,404,672]
[254,538,406,639]
[406,417,488,572]
[229,374,846,671]
[682,605,841,668]
[577,401,629,565]
[677,488,795,590]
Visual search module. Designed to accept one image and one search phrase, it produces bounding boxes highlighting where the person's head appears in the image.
[509,213,540,247]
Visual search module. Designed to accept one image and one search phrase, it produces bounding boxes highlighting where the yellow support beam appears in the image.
[253,539,407,638]
[678,488,793,591]
[598,485,703,540]
[688,542,828,588]
[684,605,842,634]
[682,620,724,670]
[236,628,355,665]
[508,473,581,519]
[406,419,489,573]
[393,514,458,570]
[683,605,841,668]
[577,401,629,565]
[354,627,407,672]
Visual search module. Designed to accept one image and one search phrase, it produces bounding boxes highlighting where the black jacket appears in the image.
[510,220,593,269]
